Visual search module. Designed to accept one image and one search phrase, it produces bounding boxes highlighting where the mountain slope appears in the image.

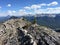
[24,15,60,31]
[0,18,60,45]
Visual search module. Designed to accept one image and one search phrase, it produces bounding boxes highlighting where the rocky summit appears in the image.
[0,18,60,45]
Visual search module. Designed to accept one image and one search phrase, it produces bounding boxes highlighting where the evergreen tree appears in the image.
[32,16,37,24]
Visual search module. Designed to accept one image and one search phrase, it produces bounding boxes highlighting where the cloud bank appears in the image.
[0,1,60,16]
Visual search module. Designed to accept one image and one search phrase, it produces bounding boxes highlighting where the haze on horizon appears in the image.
[0,0,60,16]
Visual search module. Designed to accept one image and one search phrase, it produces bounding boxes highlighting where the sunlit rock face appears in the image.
[0,18,60,45]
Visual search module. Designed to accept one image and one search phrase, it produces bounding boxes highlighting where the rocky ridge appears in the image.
[0,18,60,45]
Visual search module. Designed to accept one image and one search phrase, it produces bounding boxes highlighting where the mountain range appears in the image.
[0,14,60,32]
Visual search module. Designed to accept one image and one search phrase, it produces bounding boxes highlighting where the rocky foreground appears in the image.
[0,18,60,45]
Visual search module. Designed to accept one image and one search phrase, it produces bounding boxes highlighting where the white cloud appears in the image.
[40,3,47,6]
[7,4,11,7]
[46,7,60,14]
[18,9,28,16]
[34,9,46,14]
[23,1,59,14]
[0,6,2,9]
[24,6,31,10]
[7,10,17,16]
[34,7,60,14]
[0,10,28,16]
[12,11,16,13]
[24,5,41,10]
[7,10,16,13]
[31,5,41,9]
[47,1,58,6]
[5,7,60,16]
[24,1,58,10]
[8,10,12,14]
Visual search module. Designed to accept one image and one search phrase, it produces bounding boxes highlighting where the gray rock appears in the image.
[0,18,60,45]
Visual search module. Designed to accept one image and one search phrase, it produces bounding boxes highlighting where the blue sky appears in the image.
[0,0,60,16]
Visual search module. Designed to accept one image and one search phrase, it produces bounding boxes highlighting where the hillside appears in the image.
[23,15,60,31]
[0,18,60,45]
[0,15,60,32]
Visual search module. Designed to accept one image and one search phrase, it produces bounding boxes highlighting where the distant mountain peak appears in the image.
[9,16,18,19]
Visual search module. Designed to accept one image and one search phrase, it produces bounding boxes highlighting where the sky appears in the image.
[0,0,60,16]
